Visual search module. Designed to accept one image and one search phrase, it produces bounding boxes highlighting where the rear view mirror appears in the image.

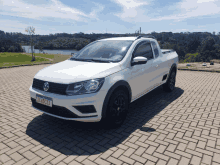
[131,56,148,66]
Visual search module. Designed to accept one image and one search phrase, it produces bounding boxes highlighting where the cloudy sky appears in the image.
[0,0,220,35]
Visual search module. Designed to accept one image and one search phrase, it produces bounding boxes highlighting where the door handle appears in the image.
[156,65,159,68]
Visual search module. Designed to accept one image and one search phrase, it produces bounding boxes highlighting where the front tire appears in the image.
[163,70,176,92]
[104,89,129,128]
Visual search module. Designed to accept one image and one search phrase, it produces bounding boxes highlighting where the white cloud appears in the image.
[197,0,216,3]
[112,0,220,22]
[151,0,220,21]
[0,20,29,33]
[0,19,64,34]
[0,0,104,22]
[89,2,105,19]
[112,0,152,22]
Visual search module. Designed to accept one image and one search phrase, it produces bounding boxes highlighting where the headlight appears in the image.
[66,78,105,96]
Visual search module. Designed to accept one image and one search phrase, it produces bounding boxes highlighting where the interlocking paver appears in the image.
[213,153,220,163]
[179,157,190,165]
[22,150,37,160]
[50,154,67,164]
[35,149,49,158]
[1,66,220,165]
[9,152,24,162]
[36,155,55,165]
[118,155,135,165]
[0,154,11,163]
[107,156,123,165]
[190,155,202,165]
[130,154,147,164]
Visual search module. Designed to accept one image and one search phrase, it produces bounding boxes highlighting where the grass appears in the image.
[31,53,55,59]
[0,52,71,67]
[53,54,71,63]
[28,53,71,62]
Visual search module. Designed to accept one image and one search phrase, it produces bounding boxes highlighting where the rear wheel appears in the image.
[104,89,129,128]
[163,70,176,92]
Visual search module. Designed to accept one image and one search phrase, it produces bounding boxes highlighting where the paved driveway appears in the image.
[0,65,220,165]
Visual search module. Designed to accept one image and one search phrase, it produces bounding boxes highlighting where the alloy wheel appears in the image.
[169,72,176,90]
[108,91,128,126]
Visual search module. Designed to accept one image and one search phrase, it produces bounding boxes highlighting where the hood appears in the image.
[34,60,122,84]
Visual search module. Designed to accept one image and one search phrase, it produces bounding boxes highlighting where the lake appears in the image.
[22,46,78,55]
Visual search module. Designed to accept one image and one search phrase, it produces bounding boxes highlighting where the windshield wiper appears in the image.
[70,58,93,62]
[70,58,113,63]
[90,58,112,63]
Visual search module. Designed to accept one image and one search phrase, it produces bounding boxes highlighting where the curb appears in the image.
[178,68,220,73]
[0,62,58,69]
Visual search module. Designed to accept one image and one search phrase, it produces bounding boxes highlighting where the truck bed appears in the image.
[161,49,175,54]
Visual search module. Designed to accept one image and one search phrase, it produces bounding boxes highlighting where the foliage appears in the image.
[184,53,198,62]
[0,30,220,63]
[0,39,23,52]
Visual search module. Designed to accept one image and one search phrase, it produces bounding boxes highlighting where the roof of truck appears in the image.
[99,36,155,41]
[100,37,137,41]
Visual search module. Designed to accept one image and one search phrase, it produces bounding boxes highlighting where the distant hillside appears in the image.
[0,30,219,62]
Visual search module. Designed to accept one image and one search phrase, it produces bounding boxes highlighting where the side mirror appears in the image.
[131,56,148,66]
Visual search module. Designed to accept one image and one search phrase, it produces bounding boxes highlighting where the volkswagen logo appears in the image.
[43,82,49,92]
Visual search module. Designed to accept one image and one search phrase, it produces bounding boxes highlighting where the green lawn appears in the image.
[32,53,72,62]
[0,52,50,67]
[0,52,72,67]
[31,53,55,59]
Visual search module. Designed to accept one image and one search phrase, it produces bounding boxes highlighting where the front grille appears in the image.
[31,98,80,118]
[32,78,68,95]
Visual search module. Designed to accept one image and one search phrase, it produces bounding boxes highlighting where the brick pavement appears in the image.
[0,64,220,165]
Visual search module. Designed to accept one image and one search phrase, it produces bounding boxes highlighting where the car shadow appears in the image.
[26,86,184,156]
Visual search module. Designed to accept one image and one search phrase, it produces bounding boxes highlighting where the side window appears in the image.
[151,41,159,58]
[133,42,154,60]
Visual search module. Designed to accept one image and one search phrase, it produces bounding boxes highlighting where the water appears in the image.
[22,46,78,55]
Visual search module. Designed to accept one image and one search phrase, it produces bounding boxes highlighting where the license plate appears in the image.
[36,94,52,107]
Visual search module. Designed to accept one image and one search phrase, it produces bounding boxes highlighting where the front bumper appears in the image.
[29,86,106,122]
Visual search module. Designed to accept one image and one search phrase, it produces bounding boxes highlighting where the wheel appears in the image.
[104,89,129,128]
[163,70,176,92]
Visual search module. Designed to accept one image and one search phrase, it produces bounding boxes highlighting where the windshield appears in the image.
[70,40,133,62]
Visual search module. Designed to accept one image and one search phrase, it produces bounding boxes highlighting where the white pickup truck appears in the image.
[30,35,179,128]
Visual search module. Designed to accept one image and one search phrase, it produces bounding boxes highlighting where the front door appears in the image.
[127,41,155,100]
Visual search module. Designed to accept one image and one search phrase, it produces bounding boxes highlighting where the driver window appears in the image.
[133,42,154,60]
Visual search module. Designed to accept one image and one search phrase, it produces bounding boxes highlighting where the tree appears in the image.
[8,46,15,52]
[38,41,43,53]
[1,47,4,52]
[25,26,35,61]
[200,37,215,52]
[75,43,83,50]
[49,43,54,49]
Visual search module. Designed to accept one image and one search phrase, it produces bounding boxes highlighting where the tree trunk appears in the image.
[31,34,35,61]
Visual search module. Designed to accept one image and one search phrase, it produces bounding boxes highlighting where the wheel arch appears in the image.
[167,63,177,80]
[101,80,132,119]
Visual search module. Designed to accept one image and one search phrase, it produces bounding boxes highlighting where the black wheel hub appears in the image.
[110,94,126,123]
[169,72,176,90]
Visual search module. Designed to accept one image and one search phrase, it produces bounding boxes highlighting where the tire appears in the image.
[103,89,129,128]
[163,70,176,92]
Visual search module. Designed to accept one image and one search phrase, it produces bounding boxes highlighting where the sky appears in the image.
[0,0,220,35]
